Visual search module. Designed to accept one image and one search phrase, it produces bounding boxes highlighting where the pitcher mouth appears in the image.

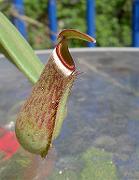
[56,39,75,71]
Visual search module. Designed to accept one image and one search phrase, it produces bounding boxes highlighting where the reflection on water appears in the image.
[0,50,139,179]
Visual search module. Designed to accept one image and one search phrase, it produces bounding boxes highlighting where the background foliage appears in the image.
[0,0,132,49]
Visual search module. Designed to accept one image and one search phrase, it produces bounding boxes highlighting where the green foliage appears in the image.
[96,0,132,46]
[25,0,48,19]
[24,0,52,49]
[1,0,132,48]
[0,0,11,16]
[0,12,44,84]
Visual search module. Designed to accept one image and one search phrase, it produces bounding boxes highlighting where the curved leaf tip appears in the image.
[57,29,96,43]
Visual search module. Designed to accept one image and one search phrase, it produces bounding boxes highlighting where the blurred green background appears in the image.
[0,0,132,49]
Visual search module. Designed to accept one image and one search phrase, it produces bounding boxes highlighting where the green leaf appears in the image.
[0,12,44,84]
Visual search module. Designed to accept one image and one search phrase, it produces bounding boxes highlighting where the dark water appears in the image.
[0,49,139,180]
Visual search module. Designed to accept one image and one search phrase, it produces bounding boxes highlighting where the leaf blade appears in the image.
[0,12,44,84]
